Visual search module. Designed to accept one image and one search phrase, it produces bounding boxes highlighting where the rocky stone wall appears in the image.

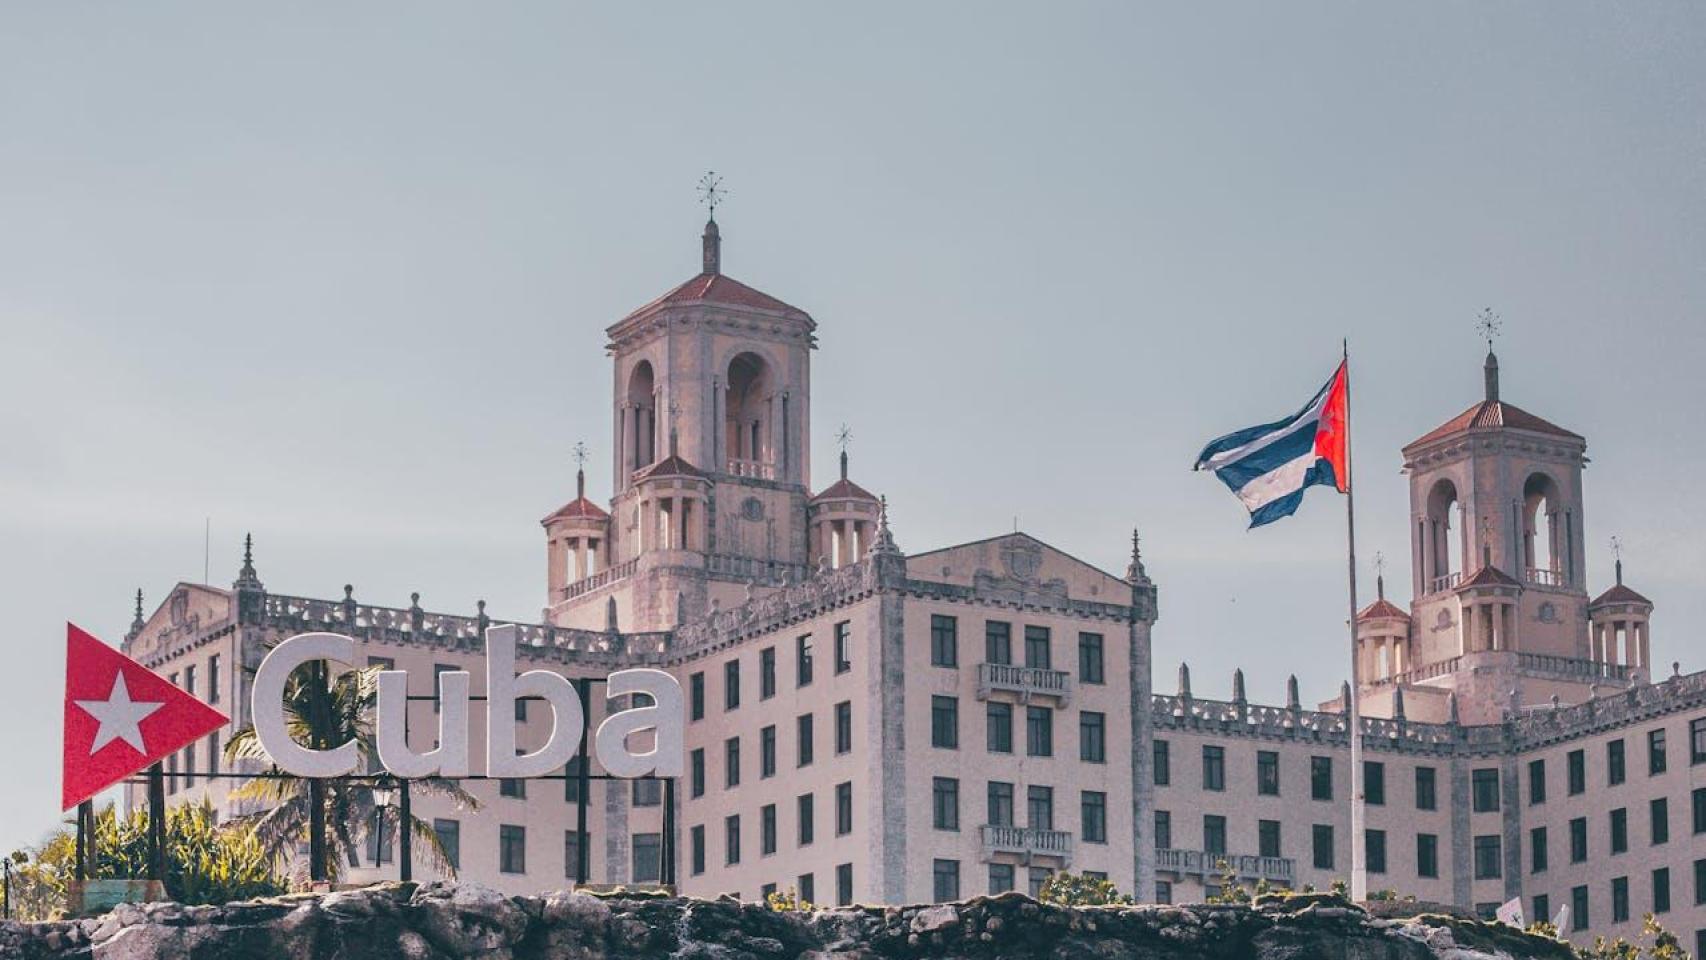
[0,884,1576,960]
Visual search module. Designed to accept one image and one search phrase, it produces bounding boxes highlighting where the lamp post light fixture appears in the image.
[369,778,413,882]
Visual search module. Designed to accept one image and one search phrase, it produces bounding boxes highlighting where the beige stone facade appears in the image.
[122,219,1702,952]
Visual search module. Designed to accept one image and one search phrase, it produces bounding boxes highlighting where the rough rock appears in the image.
[0,884,1577,960]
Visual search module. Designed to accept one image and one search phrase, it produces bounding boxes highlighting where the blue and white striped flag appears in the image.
[1193,361,1349,528]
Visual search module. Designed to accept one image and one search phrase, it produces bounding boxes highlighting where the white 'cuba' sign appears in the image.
[252,624,684,780]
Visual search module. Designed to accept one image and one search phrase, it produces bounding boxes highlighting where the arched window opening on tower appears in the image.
[725,352,774,479]
[626,361,657,477]
[1424,479,1463,593]
[1522,472,1565,587]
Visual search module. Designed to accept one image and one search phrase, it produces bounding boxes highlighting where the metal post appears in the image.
[398,780,412,883]
[3,855,11,919]
[147,763,166,884]
[1341,343,1366,903]
[74,801,88,882]
[575,679,591,884]
[307,659,329,884]
[662,777,676,887]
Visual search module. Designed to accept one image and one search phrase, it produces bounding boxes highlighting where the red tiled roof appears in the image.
[1356,598,1410,621]
[1591,583,1652,607]
[622,272,806,322]
[1406,400,1583,450]
[634,454,706,482]
[540,497,609,525]
[1458,565,1521,589]
[811,478,878,503]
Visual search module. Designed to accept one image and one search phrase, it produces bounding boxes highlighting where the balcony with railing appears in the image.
[976,662,1072,706]
[980,825,1073,866]
[1155,849,1294,885]
[726,458,775,480]
[1426,571,1461,595]
[560,558,638,601]
[1524,567,1566,588]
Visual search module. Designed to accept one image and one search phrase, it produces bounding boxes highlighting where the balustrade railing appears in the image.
[980,825,1073,864]
[1426,571,1462,594]
[977,662,1072,704]
[726,458,775,480]
[1525,567,1565,587]
[1154,849,1294,884]
[561,559,638,601]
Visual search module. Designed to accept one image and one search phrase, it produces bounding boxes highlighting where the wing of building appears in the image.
[122,217,1704,952]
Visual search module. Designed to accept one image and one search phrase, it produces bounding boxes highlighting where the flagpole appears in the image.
[1343,338,1366,902]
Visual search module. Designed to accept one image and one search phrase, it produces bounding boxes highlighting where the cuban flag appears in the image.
[1194,360,1349,527]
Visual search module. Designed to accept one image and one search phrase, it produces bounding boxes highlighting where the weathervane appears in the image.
[1609,535,1623,563]
[698,171,727,220]
[835,423,852,454]
[572,441,589,470]
[1476,307,1502,351]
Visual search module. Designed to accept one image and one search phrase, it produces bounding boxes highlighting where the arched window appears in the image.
[627,361,656,472]
[1522,472,1563,583]
[1425,478,1461,591]
[724,352,773,476]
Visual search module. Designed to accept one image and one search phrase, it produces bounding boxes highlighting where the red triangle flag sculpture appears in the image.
[62,622,229,811]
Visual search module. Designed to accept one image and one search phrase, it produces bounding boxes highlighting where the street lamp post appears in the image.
[371,778,412,883]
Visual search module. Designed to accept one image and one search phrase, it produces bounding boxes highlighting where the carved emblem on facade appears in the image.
[740,497,764,521]
[1538,601,1558,623]
[1001,538,1043,582]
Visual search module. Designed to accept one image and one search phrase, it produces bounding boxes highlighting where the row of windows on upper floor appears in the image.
[684,617,1111,722]
[1153,715,1706,806]
[162,658,227,796]
[1158,787,1706,881]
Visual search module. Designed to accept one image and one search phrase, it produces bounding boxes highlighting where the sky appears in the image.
[2,4,1702,854]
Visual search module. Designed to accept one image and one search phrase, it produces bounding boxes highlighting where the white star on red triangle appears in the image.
[75,671,163,754]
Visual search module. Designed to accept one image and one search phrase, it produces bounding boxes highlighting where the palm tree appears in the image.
[224,660,477,884]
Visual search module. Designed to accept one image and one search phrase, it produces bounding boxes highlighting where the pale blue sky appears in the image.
[2,4,1702,853]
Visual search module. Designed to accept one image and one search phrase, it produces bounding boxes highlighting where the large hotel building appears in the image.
[123,216,1705,951]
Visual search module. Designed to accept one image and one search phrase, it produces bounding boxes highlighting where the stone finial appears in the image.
[131,589,145,630]
[1673,661,1682,679]
[1177,663,1192,699]
[1125,528,1148,583]
[605,596,619,634]
[341,584,356,623]
[409,592,424,632]
[1339,681,1351,710]
[1393,685,1406,720]
[871,496,899,555]
[344,584,354,601]
[1550,694,1560,710]
[1285,675,1300,711]
[233,533,263,590]
[1447,692,1460,724]
[477,599,490,633]
[1231,668,1246,704]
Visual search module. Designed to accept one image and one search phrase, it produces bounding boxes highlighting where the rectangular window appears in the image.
[1024,626,1051,669]
[1258,819,1281,858]
[1078,632,1104,683]
[1610,807,1628,854]
[1026,706,1053,757]
[1474,835,1502,879]
[690,748,705,798]
[499,824,526,874]
[988,781,1015,827]
[1571,885,1589,931]
[836,863,853,906]
[834,621,851,674]
[932,696,960,749]
[761,883,776,901]
[725,815,741,865]
[760,647,777,700]
[1531,826,1548,873]
[1472,768,1500,812]
[500,776,525,799]
[208,654,220,704]
[1415,766,1437,810]
[1154,810,1172,849]
[1692,718,1706,763]
[1653,867,1671,914]
[1607,739,1626,785]
[367,808,393,865]
[1695,787,1706,834]
[930,614,958,667]
[1366,829,1387,874]
[1652,797,1669,845]
[985,621,1011,665]
[565,756,584,803]
[1697,858,1706,905]
[1257,751,1280,796]
[835,781,853,835]
[725,659,741,711]
[1528,758,1546,805]
[1648,728,1667,775]
[835,701,853,754]
[207,731,220,777]
[1028,785,1054,831]
[1311,756,1332,801]
[797,635,814,687]
[987,702,1013,753]
[434,819,460,871]
[690,825,705,875]
[798,794,815,845]
[932,859,960,903]
[433,664,454,714]
[1611,876,1629,924]
[761,804,777,856]
[913,773,955,833]
[798,713,815,767]
[798,873,815,905]
[1154,740,1172,786]
[1312,824,1334,870]
[761,725,776,778]
[1365,761,1386,805]
[989,862,1015,895]
[1570,817,1588,862]
[632,779,661,807]
[1028,867,1051,899]
[1532,895,1549,927]
[1203,814,1226,856]
[1082,791,1107,844]
[1568,749,1586,794]
[515,693,528,723]
[633,833,662,884]
[184,665,196,698]
[1417,833,1439,878]
[690,671,705,721]
[1202,745,1225,791]
[1156,880,1173,904]
[725,736,741,788]
[1079,711,1106,763]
